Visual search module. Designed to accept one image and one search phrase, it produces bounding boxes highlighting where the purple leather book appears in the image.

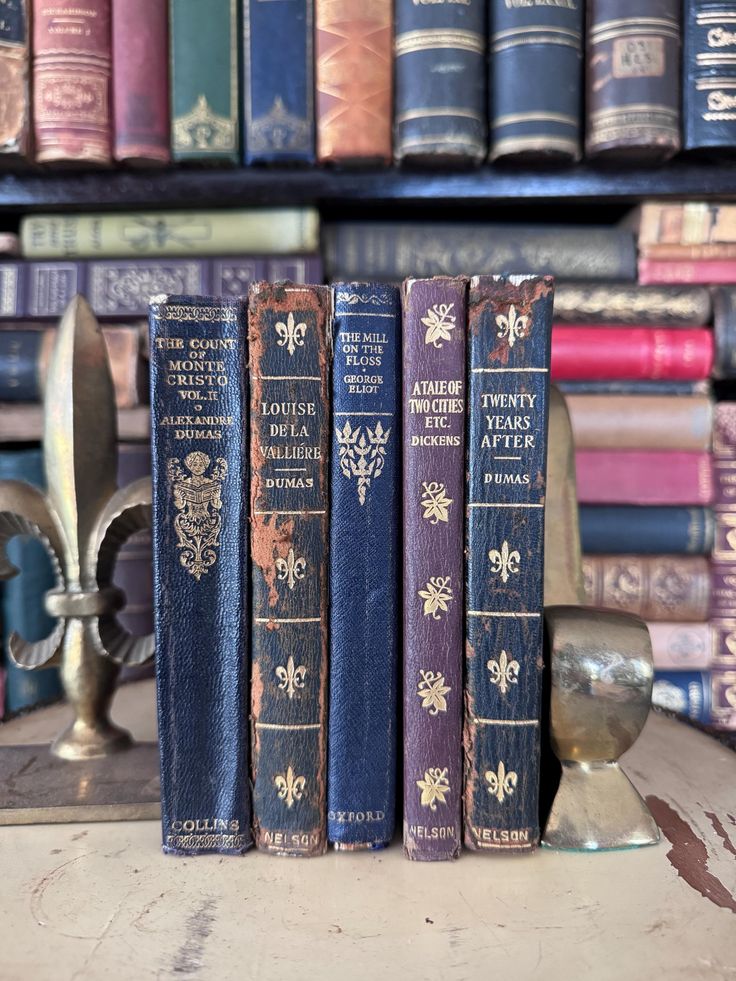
[402,277,467,861]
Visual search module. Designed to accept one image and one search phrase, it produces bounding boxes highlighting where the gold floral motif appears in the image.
[275,312,307,356]
[172,94,236,152]
[275,547,307,591]
[421,303,456,349]
[495,304,530,349]
[418,576,453,620]
[335,420,391,505]
[488,541,521,584]
[420,481,453,525]
[274,766,306,808]
[417,767,451,811]
[487,649,520,696]
[275,656,307,699]
[485,761,518,804]
[167,452,227,581]
[417,670,451,715]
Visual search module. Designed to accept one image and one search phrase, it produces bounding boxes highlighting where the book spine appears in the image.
[324,224,637,282]
[169,0,240,163]
[565,394,713,451]
[394,1,486,163]
[648,622,713,670]
[710,405,736,727]
[265,255,324,285]
[714,288,736,379]
[643,243,736,260]
[464,274,553,853]
[315,0,392,164]
[243,0,314,163]
[575,450,714,506]
[551,327,714,381]
[0,0,30,159]
[582,554,711,621]
[327,283,400,850]
[149,294,251,856]
[710,670,736,729]
[638,201,728,247]
[559,380,708,396]
[402,277,466,861]
[249,282,331,857]
[0,330,43,400]
[579,505,714,555]
[586,0,681,161]
[489,0,582,162]
[652,670,712,723]
[32,0,112,164]
[115,444,153,639]
[553,283,712,327]
[639,256,736,285]
[683,0,736,150]
[112,0,170,164]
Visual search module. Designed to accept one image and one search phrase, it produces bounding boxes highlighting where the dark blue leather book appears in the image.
[0,447,62,713]
[580,506,714,556]
[557,380,708,397]
[328,283,400,850]
[242,0,314,163]
[394,0,486,163]
[465,275,553,853]
[0,330,43,400]
[249,283,331,857]
[489,0,583,161]
[149,295,251,856]
[683,1,736,151]
[652,670,711,723]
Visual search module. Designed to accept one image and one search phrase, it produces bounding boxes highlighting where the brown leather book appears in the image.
[0,0,30,160]
[582,554,710,621]
[315,0,392,164]
[586,0,681,161]
[566,394,713,451]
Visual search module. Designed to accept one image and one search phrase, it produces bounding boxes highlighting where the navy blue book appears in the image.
[652,671,711,724]
[464,275,553,853]
[580,506,714,556]
[328,284,400,850]
[149,295,251,856]
[0,447,62,714]
[242,0,314,163]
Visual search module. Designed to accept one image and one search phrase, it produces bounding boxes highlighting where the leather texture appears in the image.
[328,283,400,849]
[402,277,466,861]
[652,670,712,723]
[710,404,736,686]
[586,0,681,161]
[150,294,251,856]
[579,505,715,555]
[683,1,736,150]
[394,0,486,163]
[565,393,713,451]
[489,0,583,161]
[0,0,30,158]
[553,282,712,326]
[551,327,714,381]
[243,0,315,162]
[575,450,714,505]
[169,0,240,162]
[582,554,711,621]
[32,0,112,164]
[112,0,170,163]
[464,275,553,853]
[249,283,331,857]
[714,288,736,379]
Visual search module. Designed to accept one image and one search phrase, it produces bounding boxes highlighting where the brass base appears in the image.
[0,742,161,825]
[542,760,661,851]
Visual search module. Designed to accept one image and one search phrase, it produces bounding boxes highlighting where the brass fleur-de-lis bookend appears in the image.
[542,387,660,850]
[0,297,159,825]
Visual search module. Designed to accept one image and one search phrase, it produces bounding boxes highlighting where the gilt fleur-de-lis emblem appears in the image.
[275,656,307,699]
[421,303,456,349]
[417,767,450,811]
[275,312,307,356]
[495,304,530,349]
[487,649,520,696]
[485,761,518,804]
[417,670,451,715]
[488,541,521,584]
[420,481,453,525]
[275,547,307,590]
[274,765,306,808]
[418,576,453,620]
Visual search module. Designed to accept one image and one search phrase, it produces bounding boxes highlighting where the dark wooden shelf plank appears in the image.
[1,161,736,211]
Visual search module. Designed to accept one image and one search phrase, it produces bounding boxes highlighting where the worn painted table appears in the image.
[1,679,734,981]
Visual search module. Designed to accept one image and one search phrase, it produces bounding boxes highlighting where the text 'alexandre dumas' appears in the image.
[156,335,234,440]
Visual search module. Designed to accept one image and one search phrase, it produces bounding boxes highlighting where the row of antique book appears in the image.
[1,0,736,167]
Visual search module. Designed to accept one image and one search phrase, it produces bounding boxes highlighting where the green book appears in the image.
[169,0,241,163]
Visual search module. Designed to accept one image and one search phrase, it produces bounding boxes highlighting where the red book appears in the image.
[551,326,713,381]
[639,257,736,285]
[575,450,714,506]
[33,0,112,164]
[111,0,169,164]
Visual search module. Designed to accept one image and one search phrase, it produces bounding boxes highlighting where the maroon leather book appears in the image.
[582,555,711,622]
[0,0,31,160]
[576,450,714,506]
[112,0,169,164]
[402,277,466,862]
[33,0,112,164]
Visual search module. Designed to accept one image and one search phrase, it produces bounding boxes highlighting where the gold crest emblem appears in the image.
[168,452,227,581]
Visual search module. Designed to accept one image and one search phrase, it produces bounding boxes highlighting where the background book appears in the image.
[0,0,30,161]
